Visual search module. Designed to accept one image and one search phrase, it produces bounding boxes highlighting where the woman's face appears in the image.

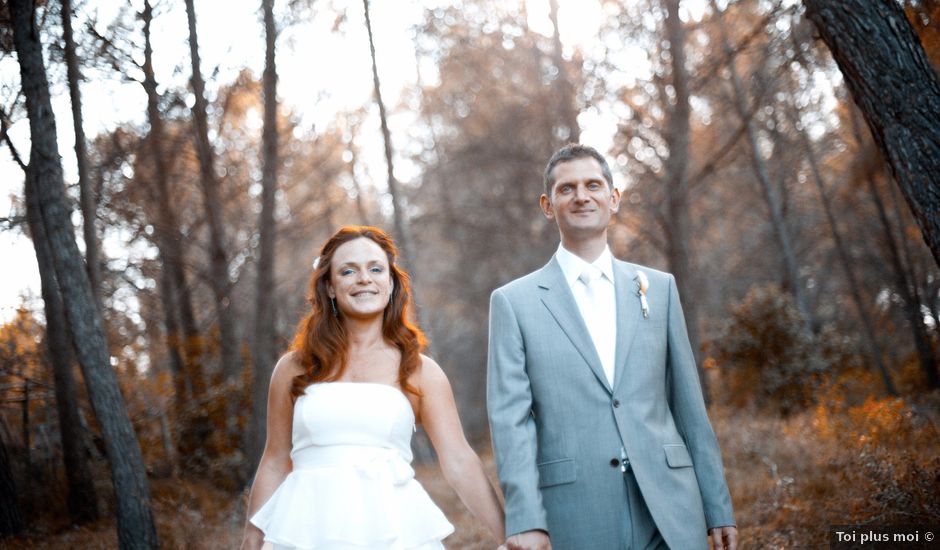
[327,237,394,320]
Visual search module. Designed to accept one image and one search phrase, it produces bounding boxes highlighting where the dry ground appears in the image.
[4,393,939,549]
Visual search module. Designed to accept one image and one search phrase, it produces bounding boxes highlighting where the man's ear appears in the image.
[539,194,555,220]
[609,187,621,214]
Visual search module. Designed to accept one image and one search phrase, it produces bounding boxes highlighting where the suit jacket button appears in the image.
[612,399,621,408]
[610,458,620,467]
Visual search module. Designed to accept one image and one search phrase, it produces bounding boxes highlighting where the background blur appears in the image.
[1,0,939,547]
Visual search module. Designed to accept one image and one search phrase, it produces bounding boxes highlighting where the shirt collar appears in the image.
[555,243,615,286]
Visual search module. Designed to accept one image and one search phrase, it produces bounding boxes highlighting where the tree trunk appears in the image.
[662,0,709,402]
[868,175,939,389]
[804,0,940,269]
[24,165,100,522]
[184,0,240,379]
[142,0,207,414]
[848,105,939,388]
[156,252,187,417]
[364,0,435,462]
[711,0,815,333]
[9,1,159,547]
[248,0,280,473]
[62,0,101,311]
[0,430,22,538]
[362,0,416,273]
[548,0,580,142]
[789,106,897,395]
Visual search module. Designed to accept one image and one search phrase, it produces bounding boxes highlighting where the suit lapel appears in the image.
[613,261,641,394]
[536,258,611,393]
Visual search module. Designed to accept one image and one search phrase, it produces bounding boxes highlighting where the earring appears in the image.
[330,297,338,317]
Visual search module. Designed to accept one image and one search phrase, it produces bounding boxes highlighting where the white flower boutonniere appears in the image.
[634,271,650,319]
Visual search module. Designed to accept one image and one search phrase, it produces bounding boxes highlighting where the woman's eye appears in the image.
[370,267,384,273]
[341,269,354,276]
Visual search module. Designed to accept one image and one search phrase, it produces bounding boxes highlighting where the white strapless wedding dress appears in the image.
[250,382,454,549]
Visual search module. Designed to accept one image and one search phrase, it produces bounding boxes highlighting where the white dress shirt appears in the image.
[555,244,618,387]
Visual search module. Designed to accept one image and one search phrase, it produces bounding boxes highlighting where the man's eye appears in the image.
[588,182,601,190]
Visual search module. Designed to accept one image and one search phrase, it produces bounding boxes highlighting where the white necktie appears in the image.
[578,266,614,386]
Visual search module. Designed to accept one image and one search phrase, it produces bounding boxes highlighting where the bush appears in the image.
[713,283,828,414]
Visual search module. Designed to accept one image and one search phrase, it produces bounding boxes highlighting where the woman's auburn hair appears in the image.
[288,226,427,401]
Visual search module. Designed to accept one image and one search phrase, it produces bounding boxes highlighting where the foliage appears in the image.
[713,283,830,414]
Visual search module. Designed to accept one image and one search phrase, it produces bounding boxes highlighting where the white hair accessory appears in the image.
[312,256,320,269]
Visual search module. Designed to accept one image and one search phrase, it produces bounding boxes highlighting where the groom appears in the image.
[487,144,737,550]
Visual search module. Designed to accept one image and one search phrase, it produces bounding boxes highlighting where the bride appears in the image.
[240,226,506,550]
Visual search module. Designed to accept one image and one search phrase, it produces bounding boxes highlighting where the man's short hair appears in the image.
[543,143,614,197]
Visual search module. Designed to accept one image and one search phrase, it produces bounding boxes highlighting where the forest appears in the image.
[1,0,939,548]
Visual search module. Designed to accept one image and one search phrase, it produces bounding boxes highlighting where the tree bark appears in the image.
[363,0,416,273]
[184,0,240,379]
[804,0,940,269]
[142,0,207,413]
[711,0,815,333]
[868,174,939,389]
[24,164,100,522]
[548,0,580,142]
[62,0,101,311]
[248,0,280,473]
[0,430,22,538]
[847,104,939,389]
[9,1,158,547]
[789,105,897,395]
[662,0,709,402]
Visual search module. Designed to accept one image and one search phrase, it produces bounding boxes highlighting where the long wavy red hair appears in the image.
[289,226,427,400]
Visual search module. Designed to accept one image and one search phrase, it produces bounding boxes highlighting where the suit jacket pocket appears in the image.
[537,458,578,488]
[664,444,693,468]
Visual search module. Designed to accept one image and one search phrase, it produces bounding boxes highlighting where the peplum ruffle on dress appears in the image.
[250,382,454,550]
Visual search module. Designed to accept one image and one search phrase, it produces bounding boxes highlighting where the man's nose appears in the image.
[573,184,589,201]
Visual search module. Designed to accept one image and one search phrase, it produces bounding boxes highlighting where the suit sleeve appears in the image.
[665,274,736,529]
[486,288,548,537]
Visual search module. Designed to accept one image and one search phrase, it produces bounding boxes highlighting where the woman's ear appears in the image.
[327,282,335,299]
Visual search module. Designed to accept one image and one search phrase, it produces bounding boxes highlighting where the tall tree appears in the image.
[248,0,280,472]
[184,0,240,379]
[62,0,101,310]
[0,429,21,538]
[661,0,709,400]
[141,0,207,422]
[787,101,897,395]
[547,0,580,142]
[23,163,100,522]
[804,0,940,268]
[363,0,417,273]
[710,0,815,333]
[9,0,158,547]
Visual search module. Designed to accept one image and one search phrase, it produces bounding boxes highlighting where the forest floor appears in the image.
[4,391,939,549]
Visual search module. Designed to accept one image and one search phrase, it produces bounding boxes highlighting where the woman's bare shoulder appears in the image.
[413,353,450,390]
[271,351,305,386]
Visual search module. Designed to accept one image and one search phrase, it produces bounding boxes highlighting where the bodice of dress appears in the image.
[293,382,414,462]
[250,381,453,550]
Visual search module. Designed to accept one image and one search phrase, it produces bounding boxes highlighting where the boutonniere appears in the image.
[634,271,650,319]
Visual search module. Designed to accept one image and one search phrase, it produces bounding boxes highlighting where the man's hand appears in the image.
[709,525,738,550]
[505,529,552,550]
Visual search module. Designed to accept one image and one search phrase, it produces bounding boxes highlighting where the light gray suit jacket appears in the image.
[487,256,734,550]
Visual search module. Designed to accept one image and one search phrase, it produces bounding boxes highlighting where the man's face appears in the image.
[540,157,620,240]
